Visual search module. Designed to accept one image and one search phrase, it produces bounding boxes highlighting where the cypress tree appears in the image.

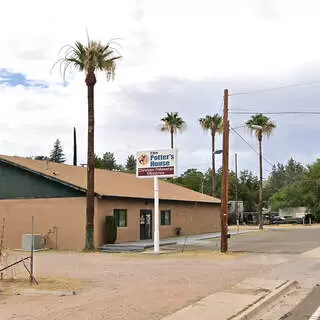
[73,127,77,166]
[50,139,66,163]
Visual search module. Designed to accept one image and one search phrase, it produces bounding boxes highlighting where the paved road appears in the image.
[167,226,320,254]
[280,285,320,319]
[223,227,320,254]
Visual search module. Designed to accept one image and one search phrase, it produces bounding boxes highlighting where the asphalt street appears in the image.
[163,226,320,319]
[280,285,320,320]
[226,227,320,254]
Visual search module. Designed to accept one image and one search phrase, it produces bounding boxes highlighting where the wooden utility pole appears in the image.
[235,153,239,233]
[258,133,263,230]
[220,89,229,253]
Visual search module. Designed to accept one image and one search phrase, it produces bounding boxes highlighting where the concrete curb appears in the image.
[230,280,299,320]
[17,289,77,296]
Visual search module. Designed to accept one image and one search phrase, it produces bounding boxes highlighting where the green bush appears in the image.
[105,216,117,244]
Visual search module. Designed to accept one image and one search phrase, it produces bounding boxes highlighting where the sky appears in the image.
[1,0,320,177]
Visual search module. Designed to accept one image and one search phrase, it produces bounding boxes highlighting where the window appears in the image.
[114,209,127,227]
[161,210,171,226]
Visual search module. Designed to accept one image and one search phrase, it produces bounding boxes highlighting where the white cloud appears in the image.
[1,0,320,175]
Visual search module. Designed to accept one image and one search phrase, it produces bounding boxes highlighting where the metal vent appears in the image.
[22,234,42,251]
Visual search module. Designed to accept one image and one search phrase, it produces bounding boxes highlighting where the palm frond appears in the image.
[160,112,186,133]
[245,113,276,139]
[52,37,122,81]
[199,114,223,134]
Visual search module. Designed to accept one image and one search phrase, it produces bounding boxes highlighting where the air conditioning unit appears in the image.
[22,234,42,251]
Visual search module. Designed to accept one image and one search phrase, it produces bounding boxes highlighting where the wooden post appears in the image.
[220,89,229,253]
[0,218,5,280]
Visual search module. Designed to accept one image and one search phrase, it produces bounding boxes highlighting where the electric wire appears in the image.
[229,111,320,115]
[229,80,320,97]
[230,127,274,168]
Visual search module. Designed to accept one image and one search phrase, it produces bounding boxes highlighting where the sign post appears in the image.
[154,176,159,253]
[136,149,177,254]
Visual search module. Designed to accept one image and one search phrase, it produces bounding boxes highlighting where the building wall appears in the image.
[0,196,220,250]
[95,198,220,246]
[279,207,307,218]
[0,198,86,250]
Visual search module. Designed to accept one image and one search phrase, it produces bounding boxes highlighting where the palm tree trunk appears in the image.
[211,130,216,196]
[85,71,96,250]
[258,132,263,230]
[170,128,174,149]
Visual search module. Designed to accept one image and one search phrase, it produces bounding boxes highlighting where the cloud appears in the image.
[1,0,320,179]
[248,0,279,20]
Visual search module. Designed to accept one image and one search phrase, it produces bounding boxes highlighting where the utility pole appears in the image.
[235,153,239,233]
[220,89,229,253]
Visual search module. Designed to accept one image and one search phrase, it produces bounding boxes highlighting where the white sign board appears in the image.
[136,149,177,178]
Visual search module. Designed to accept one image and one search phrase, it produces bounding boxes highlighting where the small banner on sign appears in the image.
[136,149,177,178]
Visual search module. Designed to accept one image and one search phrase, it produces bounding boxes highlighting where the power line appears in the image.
[230,127,274,168]
[229,111,320,115]
[229,80,320,97]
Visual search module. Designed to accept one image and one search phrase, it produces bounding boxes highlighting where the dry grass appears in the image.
[0,250,268,320]
[0,276,92,296]
[105,249,245,260]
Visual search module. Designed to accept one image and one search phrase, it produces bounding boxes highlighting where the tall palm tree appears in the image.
[246,113,276,230]
[160,112,186,148]
[55,39,121,249]
[199,114,223,196]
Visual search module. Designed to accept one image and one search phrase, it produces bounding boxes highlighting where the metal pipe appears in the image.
[0,256,30,273]
[30,216,34,284]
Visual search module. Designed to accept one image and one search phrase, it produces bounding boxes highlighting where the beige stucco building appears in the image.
[0,155,221,250]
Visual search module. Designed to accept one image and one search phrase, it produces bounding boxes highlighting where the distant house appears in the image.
[279,207,307,219]
[228,201,244,224]
[0,155,221,250]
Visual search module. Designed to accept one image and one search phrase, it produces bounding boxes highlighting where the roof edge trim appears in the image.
[0,158,90,196]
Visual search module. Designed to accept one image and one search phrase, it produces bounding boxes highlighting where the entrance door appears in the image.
[140,210,152,240]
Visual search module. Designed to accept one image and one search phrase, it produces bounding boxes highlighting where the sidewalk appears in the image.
[119,227,256,247]
[98,227,257,252]
[160,278,297,320]
[161,245,320,320]
[174,230,252,245]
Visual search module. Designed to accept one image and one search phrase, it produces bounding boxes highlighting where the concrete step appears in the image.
[99,247,145,253]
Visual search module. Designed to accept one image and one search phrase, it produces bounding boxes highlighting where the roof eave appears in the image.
[98,194,220,204]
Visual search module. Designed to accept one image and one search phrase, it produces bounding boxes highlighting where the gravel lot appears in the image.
[0,250,268,320]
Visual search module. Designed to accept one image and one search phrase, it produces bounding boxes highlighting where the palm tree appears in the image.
[246,113,276,230]
[160,112,186,148]
[55,38,121,249]
[199,114,223,196]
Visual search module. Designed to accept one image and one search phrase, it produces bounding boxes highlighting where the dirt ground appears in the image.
[0,249,271,320]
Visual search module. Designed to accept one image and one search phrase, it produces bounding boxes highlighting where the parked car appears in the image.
[296,217,304,224]
[271,216,286,224]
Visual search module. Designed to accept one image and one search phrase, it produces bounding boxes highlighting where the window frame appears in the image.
[160,210,171,226]
[114,209,127,227]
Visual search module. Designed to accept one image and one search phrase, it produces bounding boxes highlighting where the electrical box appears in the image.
[22,234,42,251]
